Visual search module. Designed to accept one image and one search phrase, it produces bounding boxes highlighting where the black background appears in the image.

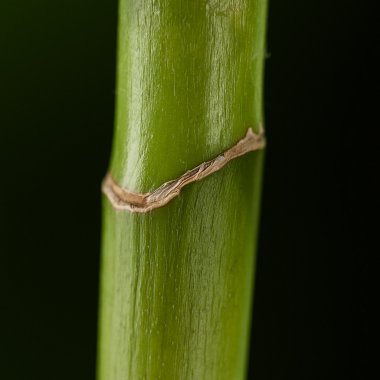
[0,1,374,379]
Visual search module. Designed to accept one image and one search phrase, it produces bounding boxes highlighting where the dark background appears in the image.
[0,1,374,379]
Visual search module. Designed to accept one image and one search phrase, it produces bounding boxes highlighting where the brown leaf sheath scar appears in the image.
[102,126,266,213]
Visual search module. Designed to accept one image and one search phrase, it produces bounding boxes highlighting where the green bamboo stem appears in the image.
[97,1,268,379]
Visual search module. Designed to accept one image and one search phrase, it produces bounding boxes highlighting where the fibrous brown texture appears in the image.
[102,126,265,213]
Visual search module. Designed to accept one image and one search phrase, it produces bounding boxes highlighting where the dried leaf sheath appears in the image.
[103,126,266,212]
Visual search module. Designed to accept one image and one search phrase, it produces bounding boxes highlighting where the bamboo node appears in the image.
[102,126,266,213]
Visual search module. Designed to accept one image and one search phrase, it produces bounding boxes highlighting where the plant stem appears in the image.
[97,1,268,379]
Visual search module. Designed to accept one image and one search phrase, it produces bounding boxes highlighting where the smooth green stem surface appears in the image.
[98,1,268,379]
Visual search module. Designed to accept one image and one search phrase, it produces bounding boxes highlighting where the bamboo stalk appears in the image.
[97,1,268,379]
